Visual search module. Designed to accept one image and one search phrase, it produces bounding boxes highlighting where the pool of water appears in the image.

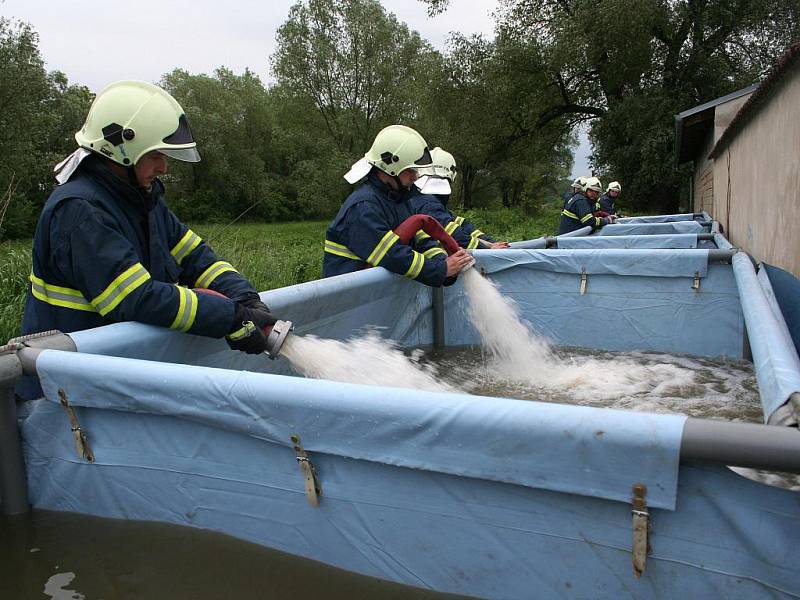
[0,510,474,600]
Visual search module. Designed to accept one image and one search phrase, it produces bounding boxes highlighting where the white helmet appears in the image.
[585,177,602,193]
[416,147,456,194]
[607,181,621,193]
[344,124,432,183]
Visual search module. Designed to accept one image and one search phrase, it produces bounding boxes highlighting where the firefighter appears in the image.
[558,176,613,234]
[599,181,621,215]
[20,81,278,367]
[323,125,473,284]
[411,147,510,250]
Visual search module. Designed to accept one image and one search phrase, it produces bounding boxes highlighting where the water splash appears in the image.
[280,331,452,392]
[460,268,697,400]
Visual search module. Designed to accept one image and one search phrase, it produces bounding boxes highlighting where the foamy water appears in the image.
[280,331,452,392]
[461,268,699,401]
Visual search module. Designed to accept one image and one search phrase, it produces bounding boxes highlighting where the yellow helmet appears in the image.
[75,80,200,166]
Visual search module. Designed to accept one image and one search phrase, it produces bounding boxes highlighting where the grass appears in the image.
[0,206,561,343]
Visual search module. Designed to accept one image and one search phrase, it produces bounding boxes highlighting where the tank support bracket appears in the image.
[291,434,321,507]
[57,388,94,462]
[631,483,650,578]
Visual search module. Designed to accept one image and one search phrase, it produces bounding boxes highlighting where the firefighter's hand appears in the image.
[226,304,278,354]
[445,249,474,277]
[489,241,510,249]
[602,217,614,226]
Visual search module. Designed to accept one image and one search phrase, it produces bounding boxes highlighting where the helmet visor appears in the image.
[160,146,201,163]
[413,146,433,167]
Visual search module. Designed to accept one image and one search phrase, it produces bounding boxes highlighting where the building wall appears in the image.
[691,93,751,214]
[712,70,800,277]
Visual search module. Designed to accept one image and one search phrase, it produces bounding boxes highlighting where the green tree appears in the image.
[0,18,91,238]
[423,0,800,213]
[272,0,442,155]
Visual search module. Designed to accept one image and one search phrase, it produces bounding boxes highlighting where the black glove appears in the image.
[238,294,271,312]
[226,303,279,354]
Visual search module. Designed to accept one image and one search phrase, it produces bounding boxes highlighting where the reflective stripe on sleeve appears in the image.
[171,229,202,265]
[580,213,594,223]
[170,286,198,332]
[423,247,447,259]
[367,231,400,266]
[562,210,578,220]
[324,239,361,261]
[466,237,480,250]
[91,263,151,316]
[404,251,424,279]
[29,273,95,312]
[444,221,459,235]
[194,261,237,289]
[415,231,431,242]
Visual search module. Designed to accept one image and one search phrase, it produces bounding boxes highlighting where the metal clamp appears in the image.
[692,271,701,291]
[580,267,588,295]
[631,483,649,578]
[291,434,321,507]
[57,388,94,462]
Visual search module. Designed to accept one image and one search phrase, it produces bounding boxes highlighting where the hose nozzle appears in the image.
[264,319,293,359]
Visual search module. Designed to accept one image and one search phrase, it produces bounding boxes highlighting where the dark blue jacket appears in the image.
[323,172,448,286]
[598,193,616,215]
[409,188,495,249]
[21,156,258,341]
[559,193,604,235]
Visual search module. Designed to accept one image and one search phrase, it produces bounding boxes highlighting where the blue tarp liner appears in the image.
[556,234,699,249]
[474,248,708,278]
[732,253,800,421]
[763,263,800,357]
[616,213,696,224]
[17,235,800,599]
[596,221,705,236]
[444,249,741,358]
[31,349,685,509]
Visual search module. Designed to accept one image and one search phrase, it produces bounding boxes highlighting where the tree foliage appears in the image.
[425,0,800,212]
[0,18,91,238]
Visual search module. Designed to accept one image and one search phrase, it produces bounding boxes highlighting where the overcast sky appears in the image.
[1,0,590,176]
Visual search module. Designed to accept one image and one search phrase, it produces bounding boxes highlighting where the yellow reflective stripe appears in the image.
[562,210,578,219]
[324,239,361,261]
[423,247,447,258]
[454,216,465,226]
[194,261,237,289]
[171,229,202,265]
[367,231,399,266]
[580,213,594,223]
[227,321,255,341]
[29,273,95,312]
[91,263,151,316]
[170,287,198,332]
[467,237,480,250]
[444,221,459,235]
[404,251,424,279]
[414,231,431,242]
[471,230,484,238]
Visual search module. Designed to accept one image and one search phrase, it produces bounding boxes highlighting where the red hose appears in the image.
[394,214,461,255]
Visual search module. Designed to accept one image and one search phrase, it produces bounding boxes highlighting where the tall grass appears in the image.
[0,207,560,343]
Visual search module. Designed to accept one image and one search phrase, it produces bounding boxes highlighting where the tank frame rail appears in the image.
[1,331,799,516]
[540,233,719,249]
[0,332,76,515]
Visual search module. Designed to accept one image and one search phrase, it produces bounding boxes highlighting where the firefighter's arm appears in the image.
[343,202,448,287]
[58,215,236,338]
[166,212,260,305]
